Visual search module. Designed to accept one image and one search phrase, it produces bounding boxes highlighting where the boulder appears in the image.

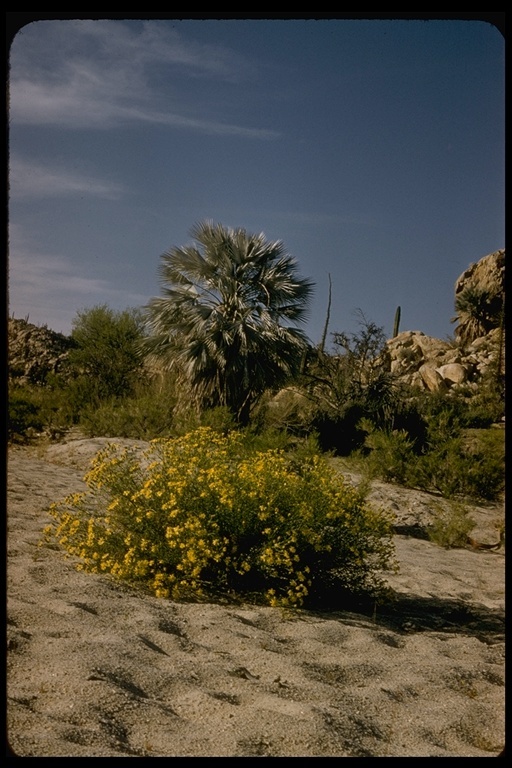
[436,363,468,387]
[419,364,448,393]
[454,248,505,302]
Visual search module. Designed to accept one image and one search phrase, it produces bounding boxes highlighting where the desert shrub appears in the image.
[78,380,177,439]
[34,374,82,432]
[408,391,464,445]
[300,315,410,454]
[463,394,504,429]
[409,425,505,501]
[427,501,476,549]
[8,385,44,441]
[407,378,504,436]
[311,403,369,455]
[240,425,298,455]
[76,372,197,439]
[458,429,503,500]
[78,395,173,439]
[361,418,504,502]
[362,426,417,486]
[408,437,469,498]
[8,373,89,442]
[459,376,505,428]
[44,427,396,608]
[78,391,239,441]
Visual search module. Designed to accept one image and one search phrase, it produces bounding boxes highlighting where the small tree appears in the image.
[68,305,146,403]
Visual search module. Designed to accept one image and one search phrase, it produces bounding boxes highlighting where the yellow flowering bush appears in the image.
[44,427,396,607]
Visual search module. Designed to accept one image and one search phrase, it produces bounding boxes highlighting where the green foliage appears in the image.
[69,305,146,403]
[8,385,44,441]
[453,285,504,346]
[45,428,396,608]
[239,426,296,455]
[362,425,416,486]
[77,375,179,439]
[142,221,314,425]
[427,501,476,549]
[302,312,402,453]
[77,377,240,441]
[422,397,463,447]
[459,374,505,427]
[451,429,504,501]
[362,423,504,502]
[78,395,173,440]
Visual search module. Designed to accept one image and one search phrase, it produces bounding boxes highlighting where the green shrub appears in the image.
[427,501,476,549]
[35,376,79,433]
[8,376,85,442]
[8,385,44,441]
[239,425,296,455]
[410,430,505,501]
[408,379,504,435]
[457,428,505,500]
[44,427,396,608]
[79,391,176,439]
[460,377,505,427]
[362,397,505,502]
[76,372,185,439]
[362,426,416,486]
[295,314,398,455]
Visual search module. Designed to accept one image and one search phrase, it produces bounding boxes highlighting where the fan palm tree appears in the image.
[452,285,504,347]
[142,220,314,425]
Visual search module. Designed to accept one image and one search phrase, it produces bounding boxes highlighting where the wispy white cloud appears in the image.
[9,19,278,138]
[8,223,149,334]
[9,156,125,200]
[113,106,279,138]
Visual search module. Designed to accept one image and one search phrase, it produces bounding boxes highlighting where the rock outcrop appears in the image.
[385,249,505,393]
[385,326,503,393]
[8,317,75,384]
[452,249,505,346]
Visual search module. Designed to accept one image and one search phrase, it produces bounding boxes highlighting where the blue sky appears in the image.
[8,16,505,349]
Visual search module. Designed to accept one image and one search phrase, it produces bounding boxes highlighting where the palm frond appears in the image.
[143,220,314,423]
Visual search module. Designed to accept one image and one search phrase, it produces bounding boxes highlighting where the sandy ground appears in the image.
[6,438,506,757]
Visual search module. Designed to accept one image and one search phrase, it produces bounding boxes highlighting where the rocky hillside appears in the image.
[385,249,504,393]
[385,326,503,393]
[8,317,76,384]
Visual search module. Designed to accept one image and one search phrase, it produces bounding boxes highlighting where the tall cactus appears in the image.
[393,305,401,338]
[319,273,332,355]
